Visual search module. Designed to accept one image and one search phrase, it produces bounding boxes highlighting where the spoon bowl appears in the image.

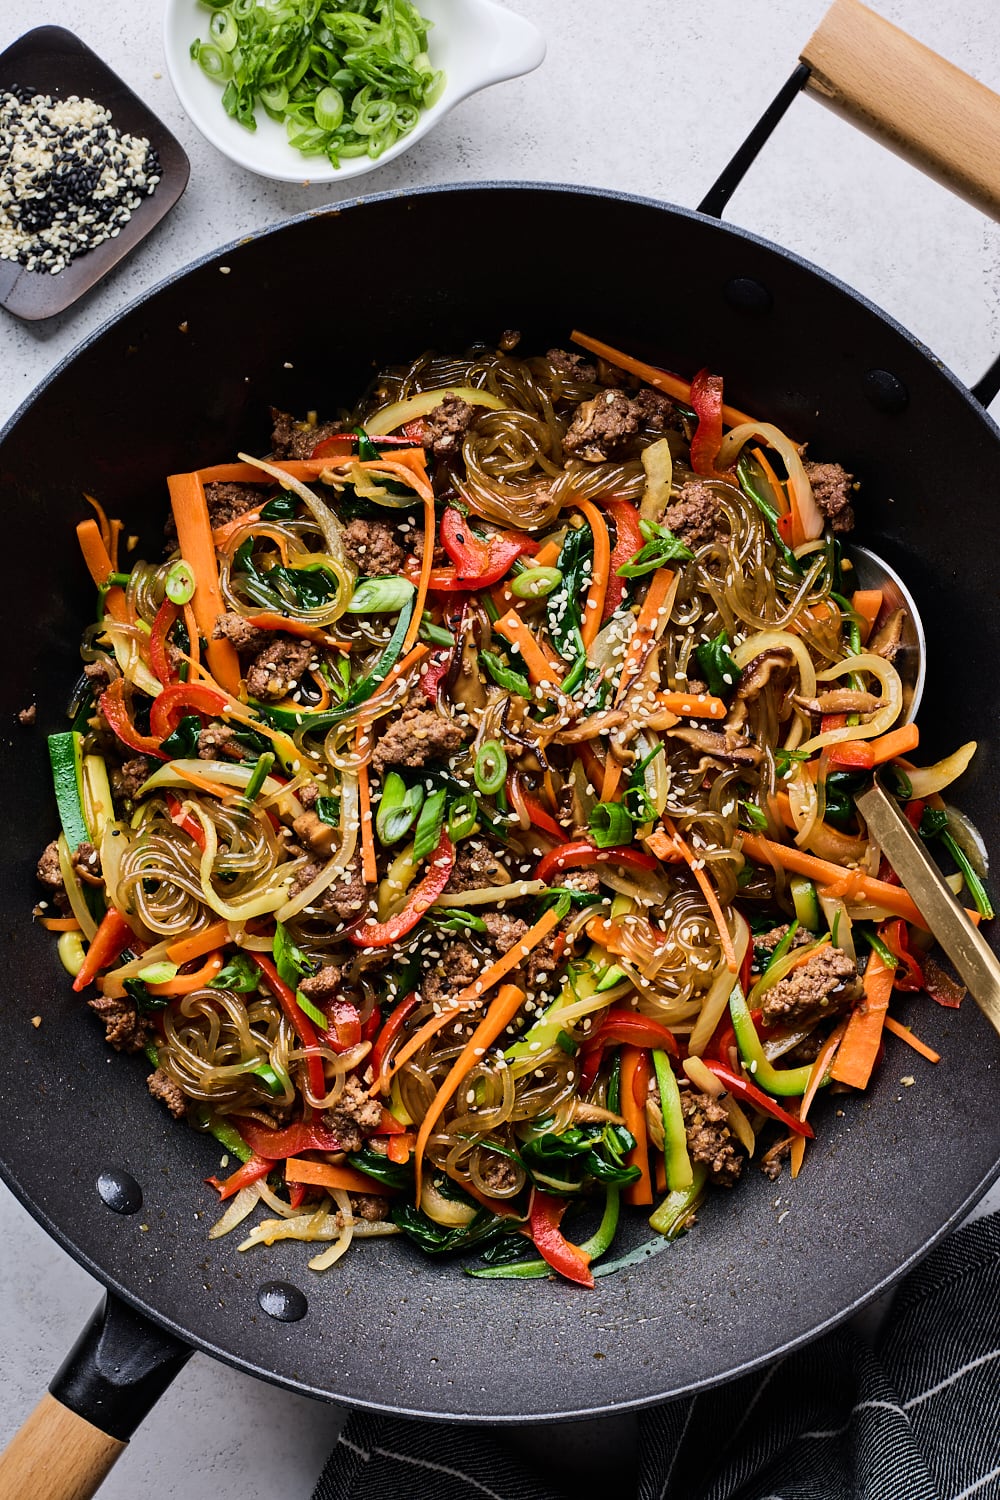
[849,544,926,722]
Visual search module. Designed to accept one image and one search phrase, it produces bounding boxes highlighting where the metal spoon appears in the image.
[846,547,1000,1035]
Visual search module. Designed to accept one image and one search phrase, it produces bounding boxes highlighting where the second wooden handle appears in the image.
[0,1393,126,1500]
[801,0,1000,222]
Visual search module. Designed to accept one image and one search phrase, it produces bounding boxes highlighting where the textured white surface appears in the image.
[2,1,1000,1495]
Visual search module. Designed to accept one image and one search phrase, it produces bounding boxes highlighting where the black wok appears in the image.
[2,6,1000,1495]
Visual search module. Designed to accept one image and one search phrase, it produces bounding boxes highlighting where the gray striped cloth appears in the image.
[313,1212,1000,1500]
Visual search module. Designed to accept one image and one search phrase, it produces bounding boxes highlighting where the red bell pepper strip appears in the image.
[535,840,659,885]
[511,780,568,843]
[250,952,327,1103]
[100,680,169,760]
[375,1106,407,1137]
[370,991,420,1081]
[689,369,728,480]
[581,1008,679,1065]
[322,998,362,1054]
[149,599,180,686]
[288,1182,310,1210]
[528,1189,595,1288]
[310,434,353,460]
[349,831,455,947]
[232,1115,345,1158]
[702,1058,815,1137]
[362,1004,382,1043]
[148,682,230,741]
[878,918,924,992]
[603,499,643,620]
[440,507,491,577]
[166,792,207,851]
[419,648,454,702]
[71,906,134,992]
[410,520,536,592]
[207,1152,274,1200]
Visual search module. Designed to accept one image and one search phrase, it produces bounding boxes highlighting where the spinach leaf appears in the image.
[260,493,299,520]
[315,796,341,827]
[346,1146,414,1191]
[272,921,319,991]
[617,522,693,577]
[391,1203,522,1257]
[161,715,202,759]
[547,523,593,663]
[209,953,260,993]
[124,978,168,1013]
[519,1123,640,1193]
[695,629,740,700]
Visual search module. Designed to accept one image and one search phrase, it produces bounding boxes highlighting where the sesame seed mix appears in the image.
[0,88,161,275]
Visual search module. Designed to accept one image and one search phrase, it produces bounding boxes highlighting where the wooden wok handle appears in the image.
[801,0,1000,221]
[0,1394,125,1500]
[0,1293,190,1500]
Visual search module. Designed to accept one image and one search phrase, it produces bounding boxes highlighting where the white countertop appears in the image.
[2,2,1000,1495]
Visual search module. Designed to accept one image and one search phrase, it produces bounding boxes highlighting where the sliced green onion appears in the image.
[419,614,454,647]
[589,801,633,849]
[346,576,414,614]
[413,788,447,863]
[165,559,196,606]
[209,10,238,50]
[193,42,234,81]
[511,566,563,600]
[447,793,477,842]
[857,927,899,970]
[57,930,87,977]
[474,741,507,796]
[251,1062,283,1096]
[244,751,274,802]
[295,990,328,1028]
[480,651,531,699]
[259,82,289,113]
[376,772,424,845]
[426,908,487,933]
[138,961,179,985]
[314,86,344,131]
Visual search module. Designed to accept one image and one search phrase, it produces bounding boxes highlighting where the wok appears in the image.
[3,3,1000,1494]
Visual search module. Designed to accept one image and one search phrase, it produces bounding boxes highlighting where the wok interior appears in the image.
[2,186,998,1418]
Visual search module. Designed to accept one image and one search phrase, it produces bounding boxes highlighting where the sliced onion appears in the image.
[721,1095,756,1155]
[798,654,903,753]
[943,806,988,879]
[682,911,750,1057]
[308,1189,355,1270]
[906,741,977,799]
[55,833,99,941]
[682,1054,724,1097]
[275,771,359,922]
[435,880,545,907]
[787,762,820,849]
[364,386,508,435]
[818,894,856,962]
[639,436,674,523]
[209,1184,262,1239]
[716,420,824,540]
[100,622,163,700]
[141,760,303,821]
[731,629,817,700]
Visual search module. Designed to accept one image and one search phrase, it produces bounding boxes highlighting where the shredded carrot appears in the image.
[196,452,429,489]
[181,600,201,674]
[740,833,930,930]
[356,726,377,885]
[211,504,266,549]
[167,472,241,694]
[308,670,332,712]
[386,1131,415,1165]
[107,517,123,571]
[378,906,563,1092]
[620,1046,653,1206]
[572,499,610,649]
[664,817,738,972]
[284,1158,396,1196]
[401,492,436,657]
[570,331,754,428]
[243,613,352,648]
[147,951,224,996]
[852,589,883,645]
[788,1016,850,1177]
[39,916,82,931]
[772,791,869,863]
[493,608,563,686]
[654,690,727,721]
[866,723,920,765]
[750,446,789,516]
[883,1015,941,1064]
[84,492,112,551]
[377,641,431,698]
[413,982,526,1204]
[602,566,677,801]
[166,920,231,965]
[173,764,230,797]
[829,952,895,1089]
[76,518,127,622]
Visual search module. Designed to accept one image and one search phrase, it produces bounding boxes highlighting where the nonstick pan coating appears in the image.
[2,183,998,1421]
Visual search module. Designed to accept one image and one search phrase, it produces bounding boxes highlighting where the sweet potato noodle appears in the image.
[38,334,987,1286]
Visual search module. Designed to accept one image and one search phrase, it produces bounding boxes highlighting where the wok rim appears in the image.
[3,178,999,1421]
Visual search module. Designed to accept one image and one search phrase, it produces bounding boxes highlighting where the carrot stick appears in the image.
[212,505,267,549]
[572,498,610,649]
[84,492,113,551]
[376,642,431,698]
[493,609,563,687]
[883,1015,941,1064]
[401,493,436,657]
[378,906,563,1091]
[413,983,526,1204]
[852,589,883,645]
[620,1045,653,1206]
[147,951,224,996]
[173,764,230,797]
[829,952,895,1089]
[356,726,377,885]
[76,519,127,622]
[39,916,82,931]
[570,331,754,428]
[167,919,231,965]
[167,472,241,694]
[654,690,727,721]
[664,817,739,972]
[788,1014,850,1182]
[867,723,920,765]
[182,601,201,673]
[284,1158,396,1196]
[740,832,930,930]
[750,446,790,516]
[196,452,430,489]
[601,566,677,801]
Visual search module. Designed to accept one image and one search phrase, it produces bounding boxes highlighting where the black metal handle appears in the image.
[49,1292,192,1443]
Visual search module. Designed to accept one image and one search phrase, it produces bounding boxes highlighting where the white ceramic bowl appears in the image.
[163,0,545,184]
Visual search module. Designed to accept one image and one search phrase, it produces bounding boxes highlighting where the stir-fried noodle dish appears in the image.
[36,332,989,1285]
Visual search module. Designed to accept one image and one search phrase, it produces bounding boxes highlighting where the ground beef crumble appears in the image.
[422,394,477,459]
[443,839,505,894]
[547,347,597,382]
[324,1076,384,1153]
[371,705,468,776]
[197,723,245,761]
[664,480,728,547]
[804,460,856,533]
[298,964,342,1003]
[203,482,262,530]
[214,612,268,654]
[290,858,368,922]
[88,995,148,1053]
[244,636,314,702]
[270,408,341,460]
[680,1086,743,1186]
[563,386,674,462]
[759,947,863,1028]
[147,1068,187,1118]
[342,518,404,577]
[481,913,529,953]
[422,940,482,1008]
